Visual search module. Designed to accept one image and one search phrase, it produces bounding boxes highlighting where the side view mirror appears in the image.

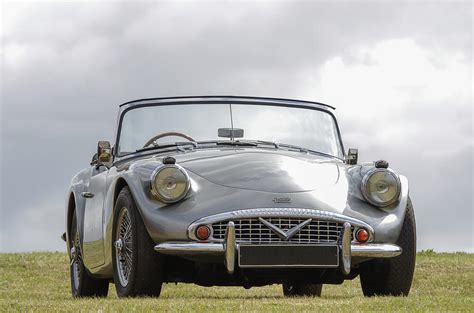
[97,141,112,165]
[90,153,98,166]
[346,148,358,165]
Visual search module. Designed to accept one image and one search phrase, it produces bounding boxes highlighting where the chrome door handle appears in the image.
[81,192,95,198]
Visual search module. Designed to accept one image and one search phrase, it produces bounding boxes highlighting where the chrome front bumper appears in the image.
[154,222,402,275]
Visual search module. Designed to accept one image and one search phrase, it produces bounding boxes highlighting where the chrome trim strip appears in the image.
[154,242,224,255]
[351,244,402,258]
[224,222,236,274]
[154,242,402,259]
[115,98,344,160]
[341,222,351,275]
[258,217,312,241]
[81,192,94,198]
[187,208,374,241]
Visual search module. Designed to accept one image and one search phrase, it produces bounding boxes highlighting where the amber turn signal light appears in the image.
[196,225,211,240]
[356,228,369,243]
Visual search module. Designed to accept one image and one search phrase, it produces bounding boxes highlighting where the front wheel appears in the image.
[112,187,163,297]
[359,197,416,296]
[282,283,323,297]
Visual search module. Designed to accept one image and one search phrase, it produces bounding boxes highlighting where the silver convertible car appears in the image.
[64,96,416,298]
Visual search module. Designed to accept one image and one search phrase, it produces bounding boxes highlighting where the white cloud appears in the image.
[303,38,472,157]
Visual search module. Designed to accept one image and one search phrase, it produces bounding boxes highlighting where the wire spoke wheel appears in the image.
[71,219,82,290]
[112,187,163,297]
[115,207,133,287]
[69,212,108,297]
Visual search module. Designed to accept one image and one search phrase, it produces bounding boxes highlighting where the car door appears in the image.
[82,165,108,269]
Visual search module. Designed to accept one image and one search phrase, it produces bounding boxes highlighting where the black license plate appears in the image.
[238,244,339,268]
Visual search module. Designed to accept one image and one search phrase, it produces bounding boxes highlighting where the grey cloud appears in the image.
[1,1,472,252]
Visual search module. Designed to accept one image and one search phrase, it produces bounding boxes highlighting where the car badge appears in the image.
[258,217,312,241]
[272,196,292,204]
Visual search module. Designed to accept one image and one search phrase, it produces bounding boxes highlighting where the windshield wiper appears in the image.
[241,140,336,158]
[197,140,258,147]
[239,140,309,153]
[277,143,337,158]
[135,141,197,153]
[135,140,254,154]
[239,140,280,149]
[133,140,336,159]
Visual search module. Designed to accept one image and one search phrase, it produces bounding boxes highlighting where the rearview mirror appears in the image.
[218,128,244,139]
[346,148,358,165]
[97,141,112,164]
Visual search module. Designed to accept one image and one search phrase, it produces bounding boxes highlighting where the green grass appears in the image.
[1,252,473,312]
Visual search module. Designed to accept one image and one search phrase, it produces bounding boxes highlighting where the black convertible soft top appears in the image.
[118,95,335,110]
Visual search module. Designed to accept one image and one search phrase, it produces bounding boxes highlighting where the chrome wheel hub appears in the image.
[70,223,82,290]
[114,238,123,252]
[115,207,133,287]
[70,246,77,264]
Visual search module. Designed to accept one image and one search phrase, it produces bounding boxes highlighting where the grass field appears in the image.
[0,251,472,312]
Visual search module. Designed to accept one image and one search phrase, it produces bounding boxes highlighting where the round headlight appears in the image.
[361,168,401,207]
[150,165,190,203]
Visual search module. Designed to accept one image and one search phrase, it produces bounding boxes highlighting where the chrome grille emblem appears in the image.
[273,197,291,203]
[258,217,312,241]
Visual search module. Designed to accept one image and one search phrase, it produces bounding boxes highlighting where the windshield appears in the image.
[117,103,343,158]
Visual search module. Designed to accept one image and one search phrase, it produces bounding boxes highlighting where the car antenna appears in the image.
[229,103,234,141]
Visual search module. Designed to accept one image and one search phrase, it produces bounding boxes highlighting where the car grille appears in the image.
[211,218,354,244]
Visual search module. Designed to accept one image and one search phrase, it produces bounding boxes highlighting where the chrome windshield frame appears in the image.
[113,96,346,162]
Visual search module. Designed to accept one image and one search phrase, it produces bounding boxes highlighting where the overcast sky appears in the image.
[0,0,472,253]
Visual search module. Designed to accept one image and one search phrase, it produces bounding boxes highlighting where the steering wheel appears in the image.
[143,132,196,148]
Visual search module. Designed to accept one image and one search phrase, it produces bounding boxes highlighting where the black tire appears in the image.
[360,197,416,296]
[69,213,109,298]
[282,283,323,297]
[112,187,163,297]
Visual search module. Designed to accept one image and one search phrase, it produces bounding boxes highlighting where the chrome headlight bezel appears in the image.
[361,168,401,207]
[150,164,190,203]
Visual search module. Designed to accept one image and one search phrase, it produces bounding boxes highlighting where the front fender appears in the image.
[344,174,409,243]
[100,161,161,276]
[65,169,90,258]
[344,162,410,242]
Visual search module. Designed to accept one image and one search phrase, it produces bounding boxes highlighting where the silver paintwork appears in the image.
[65,96,410,278]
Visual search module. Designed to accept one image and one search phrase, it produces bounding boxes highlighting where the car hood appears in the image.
[178,149,341,193]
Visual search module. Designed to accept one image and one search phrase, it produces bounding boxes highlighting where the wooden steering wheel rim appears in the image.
[143,132,196,148]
